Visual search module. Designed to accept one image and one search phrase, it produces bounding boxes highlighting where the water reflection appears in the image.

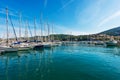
[0,48,54,80]
[0,45,120,80]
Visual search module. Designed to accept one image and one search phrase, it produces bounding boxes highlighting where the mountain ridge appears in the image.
[99,26,120,36]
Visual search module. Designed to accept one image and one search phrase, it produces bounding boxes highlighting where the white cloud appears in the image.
[97,11,120,27]
[58,0,75,11]
[53,24,89,35]
[76,0,105,25]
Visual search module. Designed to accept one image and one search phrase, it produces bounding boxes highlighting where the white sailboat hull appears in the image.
[11,43,32,51]
[18,47,30,51]
[0,46,18,52]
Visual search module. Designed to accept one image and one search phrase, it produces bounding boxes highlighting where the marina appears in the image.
[0,0,120,80]
[0,7,120,52]
[0,7,63,53]
[0,43,120,80]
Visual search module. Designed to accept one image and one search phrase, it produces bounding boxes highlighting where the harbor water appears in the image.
[0,44,120,80]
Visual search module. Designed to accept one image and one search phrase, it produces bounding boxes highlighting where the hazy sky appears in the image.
[0,0,120,37]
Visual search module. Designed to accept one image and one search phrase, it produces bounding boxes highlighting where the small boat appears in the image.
[105,40,117,47]
[51,42,61,47]
[94,41,104,45]
[33,44,44,49]
[51,43,58,47]
[29,42,43,49]
[43,42,51,48]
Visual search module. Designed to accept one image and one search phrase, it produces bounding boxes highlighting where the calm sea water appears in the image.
[0,44,120,80]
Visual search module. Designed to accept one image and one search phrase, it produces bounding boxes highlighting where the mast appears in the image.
[25,21,28,41]
[44,23,47,42]
[47,23,50,42]
[40,13,43,42]
[6,8,9,46]
[47,19,50,42]
[34,17,36,42]
[52,24,54,41]
[9,14,18,42]
[19,12,21,41]
[27,21,32,40]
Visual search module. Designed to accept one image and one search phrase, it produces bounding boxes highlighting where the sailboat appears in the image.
[52,24,62,46]
[0,45,18,52]
[42,22,52,48]
[31,17,44,49]
[10,13,31,51]
[0,8,18,52]
[11,42,31,51]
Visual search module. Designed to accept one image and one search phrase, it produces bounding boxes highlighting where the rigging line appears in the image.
[9,15,18,41]
[27,21,33,38]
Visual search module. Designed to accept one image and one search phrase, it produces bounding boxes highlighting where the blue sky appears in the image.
[0,0,120,37]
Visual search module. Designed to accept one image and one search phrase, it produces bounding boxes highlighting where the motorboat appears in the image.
[105,40,117,47]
